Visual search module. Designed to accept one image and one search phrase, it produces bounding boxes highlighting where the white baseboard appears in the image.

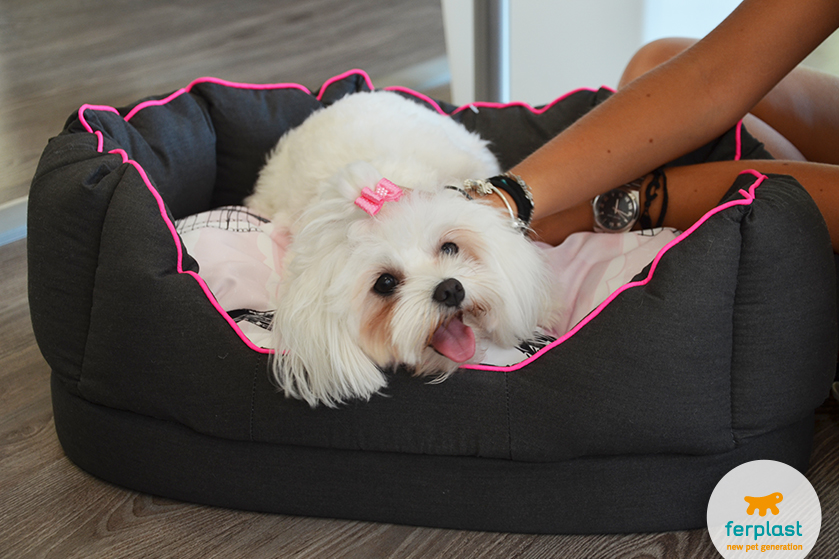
[0,196,27,246]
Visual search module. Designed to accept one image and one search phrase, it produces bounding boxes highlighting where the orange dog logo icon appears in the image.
[744,492,783,516]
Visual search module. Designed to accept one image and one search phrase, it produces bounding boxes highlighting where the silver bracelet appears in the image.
[462,178,529,233]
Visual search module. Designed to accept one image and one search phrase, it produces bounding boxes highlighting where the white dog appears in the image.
[247,90,558,407]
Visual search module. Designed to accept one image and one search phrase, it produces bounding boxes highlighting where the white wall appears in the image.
[443,0,742,106]
[643,0,742,43]
[509,0,644,104]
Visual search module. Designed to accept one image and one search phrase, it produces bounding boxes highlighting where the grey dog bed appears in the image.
[28,71,836,534]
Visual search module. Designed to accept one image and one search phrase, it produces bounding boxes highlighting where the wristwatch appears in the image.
[592,178,643,233]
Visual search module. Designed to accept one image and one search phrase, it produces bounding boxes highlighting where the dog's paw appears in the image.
[272,349,389,408]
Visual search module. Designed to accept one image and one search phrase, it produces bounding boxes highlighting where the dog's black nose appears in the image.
[433,278,465,308]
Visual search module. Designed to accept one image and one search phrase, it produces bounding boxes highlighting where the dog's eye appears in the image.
[441,242,459,256]
[373,273,399,295]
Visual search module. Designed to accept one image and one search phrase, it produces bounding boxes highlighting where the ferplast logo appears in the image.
[723,492,803,545]
[745,492,783,516]
[707,460,821,558]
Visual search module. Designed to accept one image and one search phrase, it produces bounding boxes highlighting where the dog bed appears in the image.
[28,71,837,534]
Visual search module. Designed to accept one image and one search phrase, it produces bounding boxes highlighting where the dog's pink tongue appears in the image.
[431,316,476,363]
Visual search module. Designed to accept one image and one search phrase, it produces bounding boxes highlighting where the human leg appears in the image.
[618,38,697,89]
[749,66,839,165]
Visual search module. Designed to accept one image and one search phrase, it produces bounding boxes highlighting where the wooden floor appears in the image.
[0,0,447,207]
[2,1,839,557]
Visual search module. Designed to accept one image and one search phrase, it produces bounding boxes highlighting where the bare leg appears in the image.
[749,66,839,165]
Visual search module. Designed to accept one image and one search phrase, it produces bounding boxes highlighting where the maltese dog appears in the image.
[246,90,559,407]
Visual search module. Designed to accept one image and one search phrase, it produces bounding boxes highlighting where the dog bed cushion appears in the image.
[28,71,837,534]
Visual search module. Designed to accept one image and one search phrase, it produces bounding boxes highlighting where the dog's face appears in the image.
[270,174,556,407]
[354,191,517,372]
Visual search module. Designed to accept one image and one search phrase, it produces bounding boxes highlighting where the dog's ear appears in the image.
[468,205,562,345]
[269,224,388,408]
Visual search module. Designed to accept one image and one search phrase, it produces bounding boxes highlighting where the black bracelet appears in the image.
[486,173,535,227]
[639,167,668,230]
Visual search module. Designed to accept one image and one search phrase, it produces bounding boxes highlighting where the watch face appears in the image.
[594,188,638,232]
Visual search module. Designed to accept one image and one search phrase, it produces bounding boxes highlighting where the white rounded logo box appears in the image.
[707,460,821,558]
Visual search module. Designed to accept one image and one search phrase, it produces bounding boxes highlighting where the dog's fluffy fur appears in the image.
[247,91,559,407]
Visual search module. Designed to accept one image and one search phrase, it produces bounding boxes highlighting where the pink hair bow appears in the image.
[354,178,404,216]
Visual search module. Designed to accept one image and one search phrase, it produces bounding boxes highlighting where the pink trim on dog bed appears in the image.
[106,148,273,354]
[74,69,752,367]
